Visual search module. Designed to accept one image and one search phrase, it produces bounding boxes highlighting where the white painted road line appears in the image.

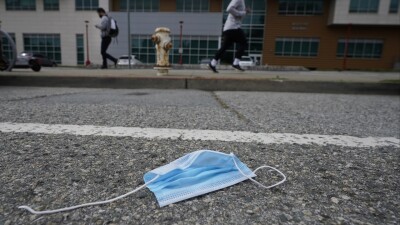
[0,122,399,148]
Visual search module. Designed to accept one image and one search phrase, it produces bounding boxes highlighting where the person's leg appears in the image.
[234,29,248,64]
[100,37,110,68]
[230,29,248,71]
[101,36,117,68]
[104,38,117,64]
[213,30,234,62]
[208,30,235,73]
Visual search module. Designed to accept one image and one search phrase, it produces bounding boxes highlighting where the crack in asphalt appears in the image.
[211,92,263,130]
[2,92,87,102]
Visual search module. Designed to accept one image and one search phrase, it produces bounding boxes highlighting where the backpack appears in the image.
[108,16,119,38]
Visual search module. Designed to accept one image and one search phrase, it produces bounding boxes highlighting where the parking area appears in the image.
[0,87,399,224]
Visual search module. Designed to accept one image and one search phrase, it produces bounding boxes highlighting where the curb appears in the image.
[187,78,400,95]
[0,75,399,95]
[0,75,185,90]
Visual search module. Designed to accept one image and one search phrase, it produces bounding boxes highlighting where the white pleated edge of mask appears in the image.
[18,151,287,215]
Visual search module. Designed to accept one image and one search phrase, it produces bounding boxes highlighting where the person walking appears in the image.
[209,0,250,73]
[95,8,117,69]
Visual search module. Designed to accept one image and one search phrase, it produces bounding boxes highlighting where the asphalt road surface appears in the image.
[0,87,399,225]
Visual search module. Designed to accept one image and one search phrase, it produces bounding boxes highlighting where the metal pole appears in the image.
[0,21,17,71]
[128,0,132,69]
[179,21,183,65]
[343,23,351,71]
[85,21,91,66]
[0,21,3,57]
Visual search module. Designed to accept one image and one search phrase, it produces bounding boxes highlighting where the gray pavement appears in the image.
[0,87,399,225]
[1,68,399,94]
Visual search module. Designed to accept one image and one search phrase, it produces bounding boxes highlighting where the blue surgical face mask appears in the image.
[145,150,269,207]
[19,150,286,215]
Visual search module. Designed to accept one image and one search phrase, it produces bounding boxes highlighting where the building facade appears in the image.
[1,0,111,66]
[264,0,400,70]
[1,0,399,69]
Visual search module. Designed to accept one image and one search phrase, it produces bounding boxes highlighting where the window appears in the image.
[120,0,159,12]
[177,0,209,12]
[1,33,16,61]
[5,0,36,10]
[170,36,219,64]
[75,0,98,11]
[44,0,59,10]
[131,35,219,64]
[76,34,85,65]
[337,39,383,59]
[275,38,320,57]
[389,0,399,13]
[131,35,156,64]
[349,0,379,13]
[23,34,62,64]
[278,0,323,15]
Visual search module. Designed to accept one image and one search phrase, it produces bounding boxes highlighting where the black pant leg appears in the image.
[234,29,248,60]
[101,36,111,67]
[101,36,116,67]
[214,30,235,61]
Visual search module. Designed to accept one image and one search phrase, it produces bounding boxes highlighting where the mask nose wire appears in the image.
[231,155,287,189]
[18,174,161,215]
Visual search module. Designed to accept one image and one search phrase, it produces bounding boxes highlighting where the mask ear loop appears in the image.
[232,156,286,189]
[18,174,160,215]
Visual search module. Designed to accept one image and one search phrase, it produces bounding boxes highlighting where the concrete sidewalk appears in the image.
[0,67,399,94]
